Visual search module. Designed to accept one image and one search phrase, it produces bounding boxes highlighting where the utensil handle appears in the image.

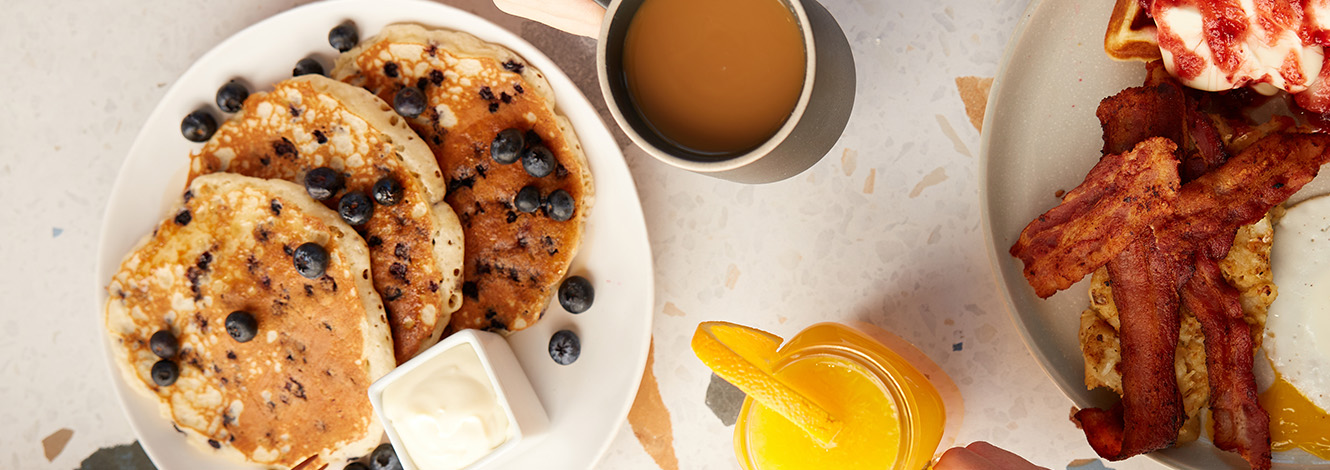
[494,0,606,37]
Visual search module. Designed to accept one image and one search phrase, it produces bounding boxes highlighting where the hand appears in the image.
[492,0,605,38]
[934,442,1049,470]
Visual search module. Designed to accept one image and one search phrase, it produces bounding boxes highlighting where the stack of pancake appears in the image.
[104,24,591,469]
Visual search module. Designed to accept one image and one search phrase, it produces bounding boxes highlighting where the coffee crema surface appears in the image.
[623,0,806,155]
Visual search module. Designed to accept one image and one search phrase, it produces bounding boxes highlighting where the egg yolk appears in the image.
[1260,374,1330,459]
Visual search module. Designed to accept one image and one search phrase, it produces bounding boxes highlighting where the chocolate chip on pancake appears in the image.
[188,75,464,363]
[333,24,594,334]
[104,174,393,468]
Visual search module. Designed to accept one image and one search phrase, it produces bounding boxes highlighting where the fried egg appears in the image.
[1264,195,1330,460]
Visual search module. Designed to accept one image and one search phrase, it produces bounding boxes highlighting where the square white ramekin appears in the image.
[367,329,549,470]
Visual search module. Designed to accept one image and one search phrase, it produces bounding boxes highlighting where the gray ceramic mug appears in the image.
[592,0,857,183]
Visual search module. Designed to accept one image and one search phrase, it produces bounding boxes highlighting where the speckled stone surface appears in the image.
[0,0,1166,469]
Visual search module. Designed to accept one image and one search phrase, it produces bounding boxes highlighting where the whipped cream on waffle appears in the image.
[1153,0,1325,94]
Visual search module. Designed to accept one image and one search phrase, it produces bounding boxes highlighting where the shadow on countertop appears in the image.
[79,442,155,470]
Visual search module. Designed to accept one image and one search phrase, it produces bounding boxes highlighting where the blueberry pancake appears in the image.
[189,75,463,363]
[333,24,593,334]
[104,174,393,468]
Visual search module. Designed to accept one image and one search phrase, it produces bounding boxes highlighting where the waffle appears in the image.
[1105,0,1162,62]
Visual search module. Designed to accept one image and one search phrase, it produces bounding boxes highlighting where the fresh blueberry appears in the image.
[303,167,344,201]
[490,128,524,164]
[181,110,217,143]
[225,311,258,343]
[293,242,329,279]
[549,330,581,365]
[345,463,369,470]
[150,330,179,358]
[151,359,179,386]
[521,145,554,177]
[558,276,594,314]
[514,186,541,213]
[328,21,359,52]
[544,189,575,222]
[293,57,324,77]
[338,191,373,226]
[215,80,249,113]
[370,443,401,470]
[373,177,403,206]
[174,210,192,226]
[393,87,426,118]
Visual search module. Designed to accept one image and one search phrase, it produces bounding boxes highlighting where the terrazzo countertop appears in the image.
[0,0,1163,469]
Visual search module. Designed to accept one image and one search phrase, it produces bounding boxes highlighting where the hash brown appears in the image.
[1079,215,1276,441]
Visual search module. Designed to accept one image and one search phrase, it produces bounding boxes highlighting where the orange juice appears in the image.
[734,323,945,470]
[622,0,806,155]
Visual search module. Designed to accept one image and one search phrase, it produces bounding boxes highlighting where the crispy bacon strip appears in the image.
[1075,404,1125,456]
[1116,65,1228,182]
[1079,131,1314,467]
[1075,72,1238,462]
[1181,107,1228,181]
[1010,138,1179,298]
[1041,68,1327,469]
[1098,83,1186,156]
[1079,74,1189,461]
[1181,253,1271,470]
[1074,234,1187,459]
[1159,132,1330,251]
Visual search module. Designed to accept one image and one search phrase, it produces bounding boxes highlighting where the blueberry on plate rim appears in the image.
[544,189,575,222]
[215,80,249,113]
[370,443,402,470]
[372,177,403,206]
[338,191,374,226]
[558,275,594,314]
[521,145,555,178]
[181,110,217,143]
[151,359,179,386]
[514,185,541,213]
[303,167,344,201]
[293,57,324,77]
[328,21,359,53]
[393,87,426,118]
[549,329,581,365]
[293,242,330,279]
[490,128,524,164]
[225,311,258,343]
[150,329,179,358]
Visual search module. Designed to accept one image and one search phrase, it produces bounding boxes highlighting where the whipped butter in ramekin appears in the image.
[368,330,549,470]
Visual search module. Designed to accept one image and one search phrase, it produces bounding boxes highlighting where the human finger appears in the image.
[964,441,1049,470]
[935,446,997,470]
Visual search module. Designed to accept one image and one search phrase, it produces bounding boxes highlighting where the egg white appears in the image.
[1266,195,1330,415]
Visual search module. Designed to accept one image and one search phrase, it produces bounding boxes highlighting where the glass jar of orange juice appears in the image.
[732,322,946,470]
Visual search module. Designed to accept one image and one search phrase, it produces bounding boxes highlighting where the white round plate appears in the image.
[981,0,1329,469]
[93,1,654,468]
